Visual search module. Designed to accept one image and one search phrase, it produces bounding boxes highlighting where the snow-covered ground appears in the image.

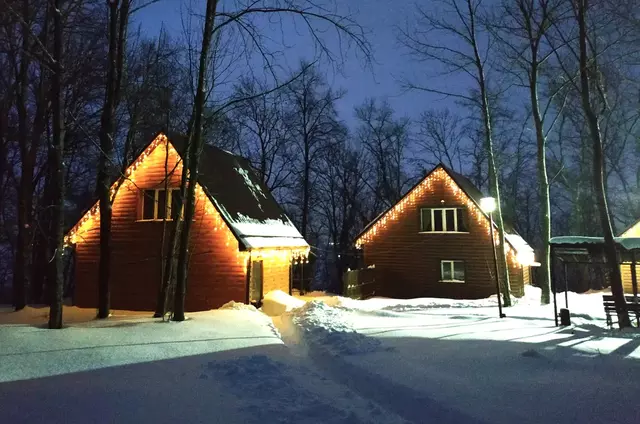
[2,287,640,424]
[0,304,405,424]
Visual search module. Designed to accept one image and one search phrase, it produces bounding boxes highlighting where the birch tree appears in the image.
[491,0,570,304]
[572,0,630,326]
[399,0,513,306]
[170,1,370,321]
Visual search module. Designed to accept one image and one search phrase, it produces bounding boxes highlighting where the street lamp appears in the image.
[480,197,506,318]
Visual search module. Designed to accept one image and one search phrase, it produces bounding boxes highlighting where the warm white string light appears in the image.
[65,133,310,266]
[355,168,520,264]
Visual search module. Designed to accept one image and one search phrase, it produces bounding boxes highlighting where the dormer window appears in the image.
[420,207,468,233]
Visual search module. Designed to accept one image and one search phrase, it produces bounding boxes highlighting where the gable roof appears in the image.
[355,164,532,260]
[620,219,640,238]
[66,132,308,251]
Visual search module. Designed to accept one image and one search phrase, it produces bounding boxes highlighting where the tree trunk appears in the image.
[173,0,219,322]
[13,0,36,311]
[96,0,120,319]
[154,136,171,318]
[575,0,629,327]
[529,70,551,305]
[467,0,511,306]
[301,144,310,240]
[48,0,65,329]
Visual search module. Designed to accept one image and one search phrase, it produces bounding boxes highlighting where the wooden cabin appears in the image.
[620,221,640,294]
[355,164,536,299]
[64,133,309,312]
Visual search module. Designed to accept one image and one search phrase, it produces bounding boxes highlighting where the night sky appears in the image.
[132,0,463,129]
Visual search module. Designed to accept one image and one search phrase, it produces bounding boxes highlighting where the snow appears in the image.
[0,304,405,424]
[3,286,640,424]
[551,235,640,250]
[261,289,305,316]
[228,215,309,249]
[242,236,308,249]
[219,300,259,312]
[286,300,384,355]
[232,215,303,237]
[234,166,267,207]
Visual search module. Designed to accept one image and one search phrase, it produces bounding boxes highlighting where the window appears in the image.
[441,260,465,282]
[420,208,468,232]
[140,188,183,221]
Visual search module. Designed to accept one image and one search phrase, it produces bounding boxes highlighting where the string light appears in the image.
[65,132,310,267]
[355,167,521,264]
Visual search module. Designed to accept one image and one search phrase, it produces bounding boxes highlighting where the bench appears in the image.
[602,295,640,328]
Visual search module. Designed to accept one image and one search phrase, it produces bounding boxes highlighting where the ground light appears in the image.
[480,197,505,319]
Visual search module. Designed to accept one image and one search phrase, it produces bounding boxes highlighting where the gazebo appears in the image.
[549,236,640,326]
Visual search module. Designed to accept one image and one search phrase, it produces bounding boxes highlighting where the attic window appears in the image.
[140,188,183,221]
[420,208,468,233]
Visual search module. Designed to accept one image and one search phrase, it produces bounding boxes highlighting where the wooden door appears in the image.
[250,260,263,303]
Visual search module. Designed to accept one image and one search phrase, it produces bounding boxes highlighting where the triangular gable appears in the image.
[621,219,640,238]
[64,133,243,249]
[355,164,528,261]
[65,133,308,255]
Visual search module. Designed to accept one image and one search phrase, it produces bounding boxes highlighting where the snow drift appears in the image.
[288,300,384,355]
[261,290,305,316]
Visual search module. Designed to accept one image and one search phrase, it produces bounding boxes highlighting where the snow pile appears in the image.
[262,290,305,316]
[289,300,383,355]
[219,301,258,312]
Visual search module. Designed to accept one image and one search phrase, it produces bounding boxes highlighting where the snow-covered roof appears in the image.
[66,132,308,251]
[550,236,640,251]
[620,220,640,237]
[172,137,308,251]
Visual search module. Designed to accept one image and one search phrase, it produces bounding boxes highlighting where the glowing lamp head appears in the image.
[480,197,496,213]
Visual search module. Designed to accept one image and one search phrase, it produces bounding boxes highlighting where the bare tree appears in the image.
[97,0,130,319]
[285,62,345,240]
[491,0,571,304]
[171,0,219,321]
[575,0,629,326]
[48,0,65,329]
[317,138,368,293]
[399,0,513,306]
[415,108,465,172]
[355,98,410,207]
[231,77,293,193]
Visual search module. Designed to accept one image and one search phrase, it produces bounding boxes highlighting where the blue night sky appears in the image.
[131,0,463,129]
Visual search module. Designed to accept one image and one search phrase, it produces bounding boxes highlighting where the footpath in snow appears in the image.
[2,287,640,424]
[0,303,406,424]
[267,287,640,424]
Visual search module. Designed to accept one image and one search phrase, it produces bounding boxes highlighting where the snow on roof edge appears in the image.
[550,236,640,250]
[242,236,309,249]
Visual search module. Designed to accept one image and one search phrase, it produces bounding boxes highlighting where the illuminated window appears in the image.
[441,260,465,282]
[140,188,183,221]
[420,208,468,232]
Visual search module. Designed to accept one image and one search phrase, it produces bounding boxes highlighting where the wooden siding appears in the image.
[620,263,640,295]
[74,140,247,312]
[362,176,525,299]
[262,258,291,295]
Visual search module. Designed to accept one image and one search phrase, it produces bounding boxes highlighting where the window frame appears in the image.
[440,260,466,283]
[420,207,468,233]
[139,188,183,221]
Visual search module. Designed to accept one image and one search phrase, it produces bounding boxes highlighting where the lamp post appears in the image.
[480,197,505,318]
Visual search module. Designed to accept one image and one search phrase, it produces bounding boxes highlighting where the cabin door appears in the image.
[250,260,264,304]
